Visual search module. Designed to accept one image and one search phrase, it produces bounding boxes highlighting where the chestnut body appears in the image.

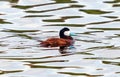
[40,27,75,47]
[40,38,73,47]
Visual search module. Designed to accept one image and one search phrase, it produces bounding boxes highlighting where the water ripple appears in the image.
[0,0,120,77]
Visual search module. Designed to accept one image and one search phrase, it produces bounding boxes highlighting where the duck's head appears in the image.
[59,27,76,39]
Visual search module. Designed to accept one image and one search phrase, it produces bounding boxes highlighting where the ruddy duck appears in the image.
[40,27,76,47]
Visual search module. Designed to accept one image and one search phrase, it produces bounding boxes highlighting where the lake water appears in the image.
[0,0,120,77]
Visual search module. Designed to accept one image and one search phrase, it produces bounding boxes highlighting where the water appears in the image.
[0,0,120,77]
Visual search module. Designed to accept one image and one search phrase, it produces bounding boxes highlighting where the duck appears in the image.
[40,27,76,47]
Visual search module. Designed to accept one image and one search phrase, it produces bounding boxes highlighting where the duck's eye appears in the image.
[64,31,70,36]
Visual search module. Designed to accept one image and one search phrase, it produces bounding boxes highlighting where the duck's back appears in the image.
[40,38,72,47]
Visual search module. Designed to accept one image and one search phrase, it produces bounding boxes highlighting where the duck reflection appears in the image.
[59,45,76,54]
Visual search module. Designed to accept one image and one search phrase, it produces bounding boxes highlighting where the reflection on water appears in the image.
[59,45,76,54]
[0,0,120,77]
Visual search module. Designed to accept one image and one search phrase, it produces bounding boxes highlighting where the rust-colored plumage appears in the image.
[40,38,72,47]
[40,27,75,47]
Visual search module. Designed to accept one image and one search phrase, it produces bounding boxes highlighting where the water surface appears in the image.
[0,0,120,77]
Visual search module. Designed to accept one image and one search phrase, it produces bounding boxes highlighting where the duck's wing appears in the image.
[40,38,71,47]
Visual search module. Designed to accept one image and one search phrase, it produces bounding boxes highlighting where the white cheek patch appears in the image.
[64,31,70,36]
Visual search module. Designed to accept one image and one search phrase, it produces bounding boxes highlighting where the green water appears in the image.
[0,0,120,77]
